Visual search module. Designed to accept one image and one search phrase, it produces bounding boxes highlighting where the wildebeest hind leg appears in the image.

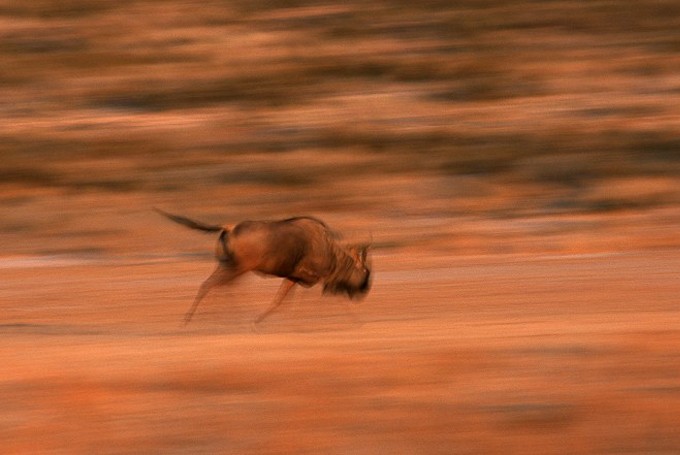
[184,265,241,325]
[254,278,296,324]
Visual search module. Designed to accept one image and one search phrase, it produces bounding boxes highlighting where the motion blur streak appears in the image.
[1,0,679,453]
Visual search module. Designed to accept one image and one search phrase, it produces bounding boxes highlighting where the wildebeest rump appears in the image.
[155,209,372,324]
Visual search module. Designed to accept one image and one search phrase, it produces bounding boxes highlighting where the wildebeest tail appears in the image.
[154,208,223,232]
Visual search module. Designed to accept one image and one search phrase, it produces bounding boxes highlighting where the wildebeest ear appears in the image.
[362,233,373,262]
[356,243,371,262]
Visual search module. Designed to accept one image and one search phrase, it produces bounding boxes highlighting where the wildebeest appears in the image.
[155,209,371,324]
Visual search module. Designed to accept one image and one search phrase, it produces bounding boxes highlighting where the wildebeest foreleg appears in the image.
[184,265,241,325]
[254,278,296,324]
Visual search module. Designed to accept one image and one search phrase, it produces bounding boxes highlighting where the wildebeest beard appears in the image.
[322,249,371,299]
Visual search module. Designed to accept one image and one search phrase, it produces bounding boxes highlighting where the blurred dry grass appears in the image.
[1,0,679,257]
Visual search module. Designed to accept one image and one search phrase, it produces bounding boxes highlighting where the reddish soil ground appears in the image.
[2,251,680,454]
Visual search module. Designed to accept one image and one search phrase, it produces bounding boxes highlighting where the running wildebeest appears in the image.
[155,209,371,324]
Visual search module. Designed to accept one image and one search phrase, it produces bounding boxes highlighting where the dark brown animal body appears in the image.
[155,209,371,324]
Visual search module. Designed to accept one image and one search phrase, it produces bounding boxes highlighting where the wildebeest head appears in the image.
[323,243,372,299]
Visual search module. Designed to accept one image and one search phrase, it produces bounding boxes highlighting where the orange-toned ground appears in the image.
[2,251,680,454]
